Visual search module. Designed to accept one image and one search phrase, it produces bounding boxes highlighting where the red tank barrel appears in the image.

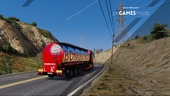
[40,42,93,78]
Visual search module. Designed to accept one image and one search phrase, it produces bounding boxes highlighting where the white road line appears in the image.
[67,64,106,96]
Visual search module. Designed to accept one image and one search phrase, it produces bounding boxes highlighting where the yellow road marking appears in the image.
[0,76,48,89]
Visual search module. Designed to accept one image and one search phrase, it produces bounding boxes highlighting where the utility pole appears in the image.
[93,48,96,54]
[111,34,114,64]
[93,48,96,58]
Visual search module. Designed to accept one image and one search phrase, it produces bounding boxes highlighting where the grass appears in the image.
[120,45,135,49]
[20,22,32,26]
[40,29,52,39]
[0,54,14,74]
[86,63,132,95]
[0,52,42,75]
[107,65,114,74]
[167,29,170,36]
[138,35,155,43]
[97,82,110,90]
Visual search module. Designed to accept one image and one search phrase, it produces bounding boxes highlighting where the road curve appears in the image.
[0,63,104,96]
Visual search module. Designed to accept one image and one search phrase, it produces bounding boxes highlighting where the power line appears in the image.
[109,0,116,34]
[98,0,112,37]
[98,0,115,64]
[105,0,114,33]
[105,0,115,64]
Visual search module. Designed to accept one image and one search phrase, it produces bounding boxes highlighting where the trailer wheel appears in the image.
[74,68,78,76]
[48,74,55,78]
[65,69,73,79]
[65,69,70,78]
[77,67,81,74]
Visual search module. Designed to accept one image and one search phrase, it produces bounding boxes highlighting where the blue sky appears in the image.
[0,0,168,51]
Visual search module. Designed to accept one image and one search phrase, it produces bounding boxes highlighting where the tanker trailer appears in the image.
[39,42,93,78]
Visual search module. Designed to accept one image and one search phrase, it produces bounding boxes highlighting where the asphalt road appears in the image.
[0,63,104,96]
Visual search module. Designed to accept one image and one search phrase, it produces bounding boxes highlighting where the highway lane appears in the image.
[0,63,104,96]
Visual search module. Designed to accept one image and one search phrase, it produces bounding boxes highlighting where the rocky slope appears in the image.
[86,36,170,95]
[0,18,58,75]
[0,19,58,56]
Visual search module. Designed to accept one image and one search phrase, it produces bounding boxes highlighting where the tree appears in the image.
[151,23,168,39]
[32,22,37,26]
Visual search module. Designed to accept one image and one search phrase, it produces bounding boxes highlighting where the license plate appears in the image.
[47,72,53,74]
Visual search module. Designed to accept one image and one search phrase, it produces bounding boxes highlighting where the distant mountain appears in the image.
[0,19,58,56]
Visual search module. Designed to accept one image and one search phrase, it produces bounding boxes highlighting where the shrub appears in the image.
[41,29,52,39]
[1,44,17,54]
[5,19,22,32]
[135,35,139,39]
[2,45,9,52]
[0,55,13,75]
[11,21,22,31]
[7,17,20,22]
[167,29,170,36]
[32,22,37,26]
[0,16,22,31]
[151,23,168,39]
[143,36,148,40]
[43,32,49,38]
[0,14,4,19]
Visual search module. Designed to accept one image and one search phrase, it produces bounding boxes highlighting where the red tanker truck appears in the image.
[38,42,94,78]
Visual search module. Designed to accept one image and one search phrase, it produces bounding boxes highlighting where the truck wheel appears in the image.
[48,74,55,78]
[70,69,74,77]
[73,68,78,76]
[77,67,81,74]
[65,69,72,79]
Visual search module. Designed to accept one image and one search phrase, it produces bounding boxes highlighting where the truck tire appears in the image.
[73,68,78,76]
[65,69,73,79]
[77,67,81,74]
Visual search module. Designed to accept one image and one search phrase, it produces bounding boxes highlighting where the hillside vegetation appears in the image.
[85,27,170,95]
[0,52,42,75]
[0,15,58,75]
